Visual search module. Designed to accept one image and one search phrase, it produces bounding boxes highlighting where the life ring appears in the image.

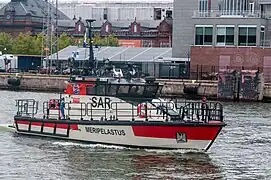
[49,99,60,110]
[137,103,146,118]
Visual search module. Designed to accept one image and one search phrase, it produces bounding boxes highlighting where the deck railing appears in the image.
[15,99,224,123]
[15,99,39,118]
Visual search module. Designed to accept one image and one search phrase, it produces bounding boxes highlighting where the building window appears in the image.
[105,24,109,33]
[249,2,255,14]
[195,26,213,45]
[78,24,81,32]
[103,8,108,20]
[216,26,234,46]
[260,26,265,46]
[238,26,256,46]
[134,24,137,33]
[199,0,208,12]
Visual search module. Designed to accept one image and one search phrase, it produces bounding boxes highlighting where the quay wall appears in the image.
[0,74,270,101]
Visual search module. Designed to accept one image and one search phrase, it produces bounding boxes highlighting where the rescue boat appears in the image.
[13,75,226,151]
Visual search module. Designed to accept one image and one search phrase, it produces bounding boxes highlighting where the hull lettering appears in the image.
[90,97,111,109]
[85,127,126,136]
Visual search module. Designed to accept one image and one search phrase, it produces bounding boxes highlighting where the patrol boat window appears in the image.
[143,85,159,97]
[85,81,161,99]
[86,85,95,95]
[107,84,118,96]
[96,84,106,95]
[130,85,144,97]
[117,85,130,95]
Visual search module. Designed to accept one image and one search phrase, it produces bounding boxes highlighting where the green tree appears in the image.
[12,32,38,55]
[92,34,103,46]
[105,34,119,46]
[32,33,44,55]
[0,33,13,54]
[92,34,119,47]
[58,33,74,51]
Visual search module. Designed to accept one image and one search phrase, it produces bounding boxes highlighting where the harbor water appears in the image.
[0,91,270,180]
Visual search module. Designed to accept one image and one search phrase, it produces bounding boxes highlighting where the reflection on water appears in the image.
[0,90,271,179]
[51,142,222,180]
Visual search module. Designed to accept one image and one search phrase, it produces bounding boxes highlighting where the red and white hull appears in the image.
[14,118,225,151]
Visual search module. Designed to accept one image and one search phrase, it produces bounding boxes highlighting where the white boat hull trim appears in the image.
[14,118,225,151]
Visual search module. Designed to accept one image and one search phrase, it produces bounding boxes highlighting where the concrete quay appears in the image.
[0,73,270,102]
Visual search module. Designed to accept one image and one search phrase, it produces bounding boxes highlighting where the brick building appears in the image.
[172,0,271,79]
[0,0,73,36]
[74,17,173,47]
[0,0,172,48]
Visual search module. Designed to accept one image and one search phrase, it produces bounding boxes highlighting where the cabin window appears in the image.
[107,84,118,96]
[144,85,158,97]
[118,85,130,95]
[86,85,95,95]
[130,85,144,96]
[156,85,162,96]
[96,84,106,95]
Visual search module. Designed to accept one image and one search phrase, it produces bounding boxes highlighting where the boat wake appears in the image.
[144,148,204,154]
[52,141,203,154]
[52,141,134,150]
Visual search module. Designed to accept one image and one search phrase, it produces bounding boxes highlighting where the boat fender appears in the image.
[49,99,60,110]
[7,78,21,86]
[137,103,148,118]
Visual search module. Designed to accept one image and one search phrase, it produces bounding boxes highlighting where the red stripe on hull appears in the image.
[16,120,78,130]
[132,126,221,140]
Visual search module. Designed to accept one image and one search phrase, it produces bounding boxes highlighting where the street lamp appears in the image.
[85,19,96,73]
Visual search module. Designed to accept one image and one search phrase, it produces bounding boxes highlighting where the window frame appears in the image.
[260,26,265,47]
[238,25,257,47]
[216,25,235,46]
[195,25,213,46]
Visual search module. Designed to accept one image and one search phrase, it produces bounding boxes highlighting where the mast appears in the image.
[44,0,51,74]
[85,19,96,72]
[56,0,59,70]
[49,0,53,73]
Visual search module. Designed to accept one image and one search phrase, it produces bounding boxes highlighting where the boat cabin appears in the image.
[64,76,163,100]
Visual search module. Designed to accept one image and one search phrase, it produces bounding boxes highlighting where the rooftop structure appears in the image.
[49,46,173,62]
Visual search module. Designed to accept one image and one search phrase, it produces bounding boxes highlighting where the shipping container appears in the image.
[17,55,43,72]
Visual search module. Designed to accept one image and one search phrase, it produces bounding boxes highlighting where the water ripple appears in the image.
[0,91,270,179]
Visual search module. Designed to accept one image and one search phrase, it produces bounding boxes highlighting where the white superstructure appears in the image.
[58,0,173,21]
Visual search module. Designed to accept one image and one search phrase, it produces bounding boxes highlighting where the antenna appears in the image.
[45,0,51,74]
[56,0,59,70]
[50,0,53,73]
[85,19,96,72]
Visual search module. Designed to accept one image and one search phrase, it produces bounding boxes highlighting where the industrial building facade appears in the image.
[172,0,271,80]
[173,0,271,58]
[58,0,173,21]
